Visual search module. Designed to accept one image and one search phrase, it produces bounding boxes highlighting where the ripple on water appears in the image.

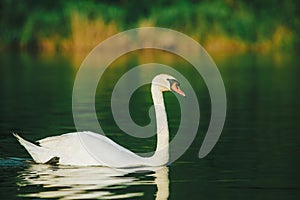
[0,157,29,167]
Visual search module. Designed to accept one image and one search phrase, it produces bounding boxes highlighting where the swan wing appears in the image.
[77,131,145,167]
[37,132,106,166]
[38,131,146,167]
[16,131,148,167]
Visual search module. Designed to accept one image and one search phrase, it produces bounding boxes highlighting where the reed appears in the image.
[67,11,119,53]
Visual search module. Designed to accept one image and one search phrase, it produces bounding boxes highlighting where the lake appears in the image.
[0,51,299,199]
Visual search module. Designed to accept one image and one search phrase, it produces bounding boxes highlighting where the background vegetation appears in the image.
[0,0,299,54]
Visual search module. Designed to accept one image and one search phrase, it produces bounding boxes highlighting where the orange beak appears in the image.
[171,83,186,97]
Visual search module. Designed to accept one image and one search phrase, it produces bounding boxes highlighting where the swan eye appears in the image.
[167,78,179,89]
[167,78,180,90]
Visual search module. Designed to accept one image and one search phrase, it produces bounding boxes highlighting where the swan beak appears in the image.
[171,84,186,97]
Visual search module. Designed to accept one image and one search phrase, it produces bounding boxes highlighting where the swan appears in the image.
[14,74,185,167]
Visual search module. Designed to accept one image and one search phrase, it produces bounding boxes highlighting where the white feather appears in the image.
[14,74,181,167]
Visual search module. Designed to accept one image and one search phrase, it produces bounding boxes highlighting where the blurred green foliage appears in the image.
[0,0,299,52]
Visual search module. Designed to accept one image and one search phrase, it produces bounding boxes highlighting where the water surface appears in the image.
[0,52,299,199]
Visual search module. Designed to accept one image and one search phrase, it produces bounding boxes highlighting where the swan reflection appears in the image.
[17,164,169,199]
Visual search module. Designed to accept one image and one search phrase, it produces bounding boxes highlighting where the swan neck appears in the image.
[151,85,169,165]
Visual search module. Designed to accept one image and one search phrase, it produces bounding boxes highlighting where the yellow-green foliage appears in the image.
[0,0,298,54]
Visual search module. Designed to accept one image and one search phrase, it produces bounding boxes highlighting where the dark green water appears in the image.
[0,52,299,199]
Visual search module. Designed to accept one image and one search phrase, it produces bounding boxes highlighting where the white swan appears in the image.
[14,74,185,167]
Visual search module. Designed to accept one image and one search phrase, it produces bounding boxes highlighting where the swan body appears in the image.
[14,74,185,167]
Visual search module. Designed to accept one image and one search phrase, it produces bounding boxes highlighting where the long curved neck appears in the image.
[151,85,169,165]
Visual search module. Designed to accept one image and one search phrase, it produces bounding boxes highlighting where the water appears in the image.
[0,52,299,199]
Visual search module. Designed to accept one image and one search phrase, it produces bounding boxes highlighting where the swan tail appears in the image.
[13,133,57,164]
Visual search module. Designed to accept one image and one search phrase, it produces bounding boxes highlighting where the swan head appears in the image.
[152,74,185,97]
